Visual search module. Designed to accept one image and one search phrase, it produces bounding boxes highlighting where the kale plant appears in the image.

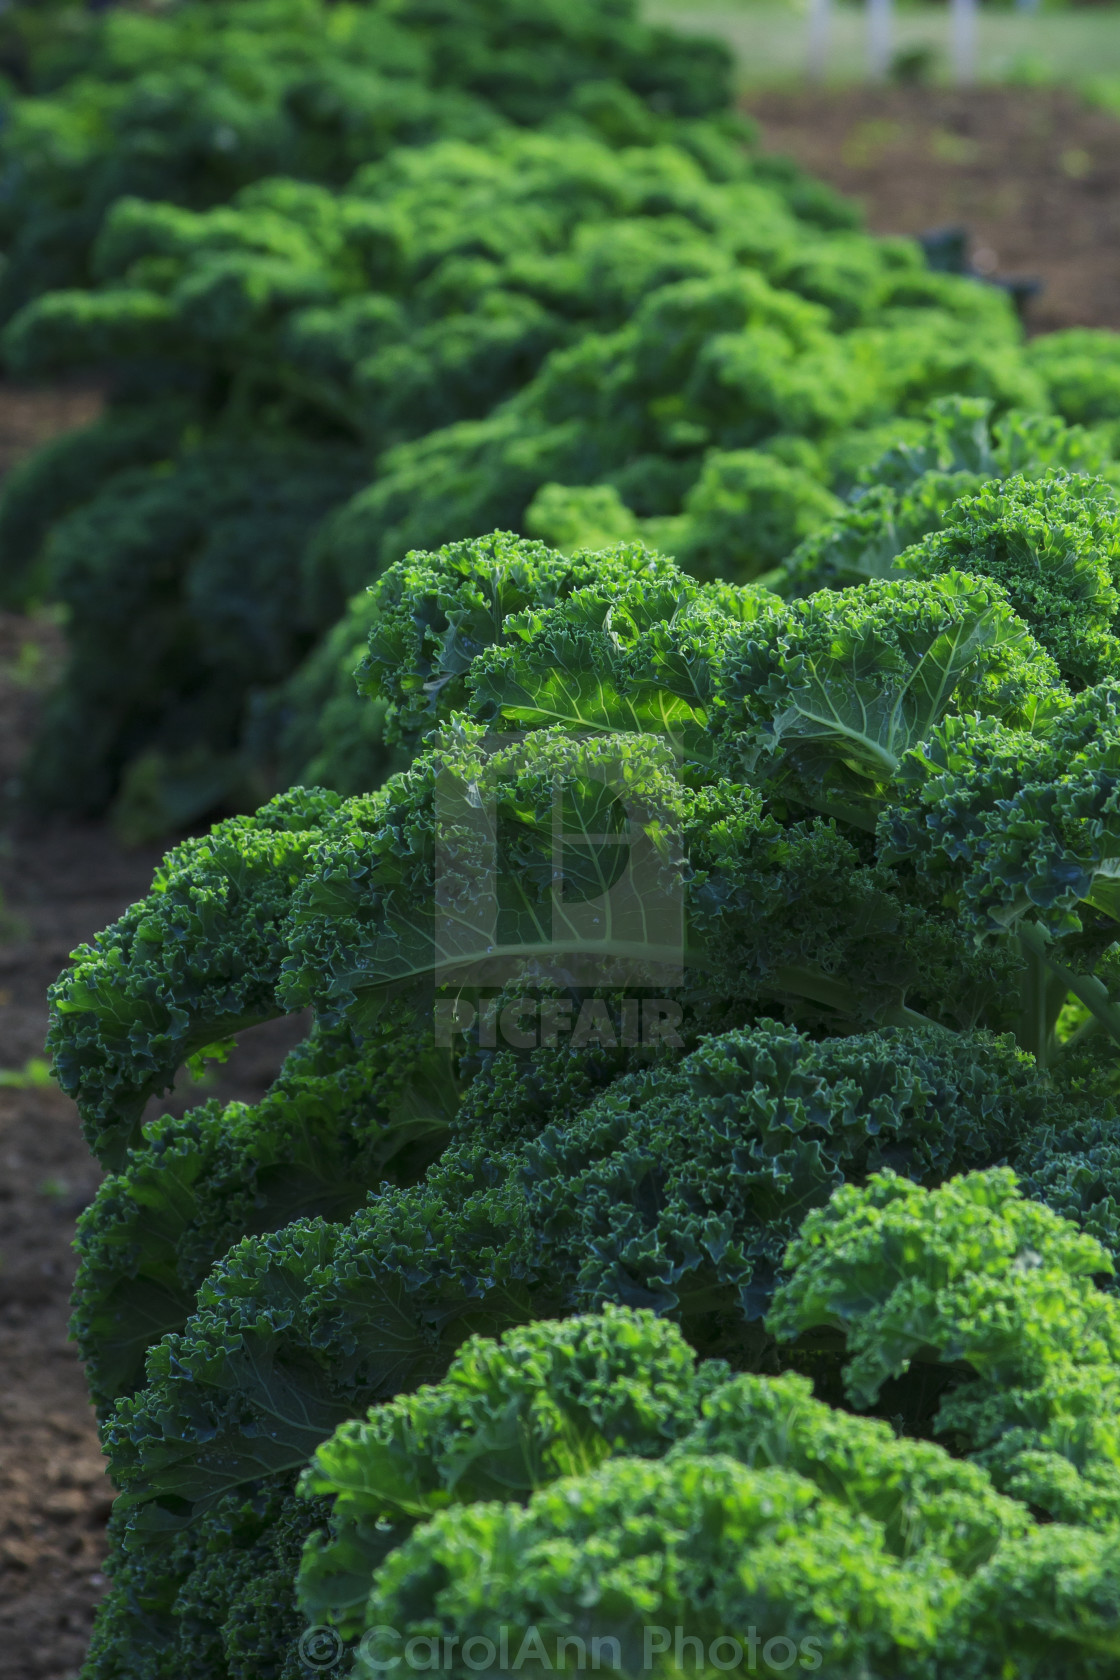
[55,521,1120,1676]
[5,84,1102,833]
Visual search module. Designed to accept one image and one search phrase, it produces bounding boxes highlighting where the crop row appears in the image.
[4,5,1120,1678]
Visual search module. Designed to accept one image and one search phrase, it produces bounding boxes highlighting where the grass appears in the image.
[0,1057,53,1090]
[641,0,1120,92]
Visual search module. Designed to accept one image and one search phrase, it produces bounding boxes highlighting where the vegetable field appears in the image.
[3,2,1120,1678]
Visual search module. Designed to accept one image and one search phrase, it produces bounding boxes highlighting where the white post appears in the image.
[867,0,892,81]
[807,0,832,82]
[950,0,978,83]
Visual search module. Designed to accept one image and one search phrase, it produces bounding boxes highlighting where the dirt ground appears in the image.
[746,82,1120,333]
[0,74,1118,1680]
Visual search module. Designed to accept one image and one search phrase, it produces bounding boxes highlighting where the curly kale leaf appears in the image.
[48,786,341,1168]
[1015,1112,1120,1286]
[519,1021,1051,1330]
[84,1477,322,1680]
[952,1525,1120,1679]
[279,727,699,1027]
[298,1308,724,1638]
[71,1017,455,1412]
[781,472,988,596]
[466,569,776,763]
[717,571,1060,827]
[680,1368,1029,1573]
[449,989,682,1154]
[769,1168,1120,1527]
[780,400,1116,599]
[277,724,874,1031]
[356,531,686,747]
[1027,327,1120,428]
[74,986,677,1429]
[275,681,1044,1038]
[360,1452,946,1679]
[358,1447,1120,1679]
[307,1293,1120,1680]
[0,399,192,610]
[770,1168,1116,1400]
[849,395,1106,497]
[527,446,844,588]
[20,431,366,824]
[882,685,1120,943]
[299,1313,1038,1671]
[102,1149,536,1532]
[897,473,1120,688]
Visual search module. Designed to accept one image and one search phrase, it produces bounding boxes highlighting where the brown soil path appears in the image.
[747,83,1120,333]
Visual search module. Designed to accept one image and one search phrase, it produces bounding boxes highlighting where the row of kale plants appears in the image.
[58,503,1120,1676]
[3,3,1120,1677]
[0,0,1116,836]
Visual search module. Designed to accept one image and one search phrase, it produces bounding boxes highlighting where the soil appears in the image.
[0,388,103,483]
[0,75,1117,1680]
[745,82,1120,334]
